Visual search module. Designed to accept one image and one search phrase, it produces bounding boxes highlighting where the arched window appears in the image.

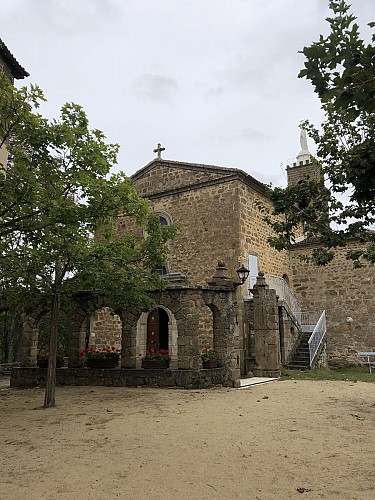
[156,210,173,226]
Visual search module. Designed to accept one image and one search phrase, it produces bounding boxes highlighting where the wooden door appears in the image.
[147,309,159,353]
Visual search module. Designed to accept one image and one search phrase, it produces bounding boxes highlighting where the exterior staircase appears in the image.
[286,332,311,370]
[264,275,327,371]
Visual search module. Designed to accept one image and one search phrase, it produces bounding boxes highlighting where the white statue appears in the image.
[300,129,309,152]
[296,128,311,163]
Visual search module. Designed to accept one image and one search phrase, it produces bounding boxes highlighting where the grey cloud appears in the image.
[133,74,179,102]
[228,128,270,143]
[31,0,122,34]
[203,86,225,100]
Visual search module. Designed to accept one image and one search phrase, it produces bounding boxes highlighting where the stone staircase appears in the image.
[286,332,311,370]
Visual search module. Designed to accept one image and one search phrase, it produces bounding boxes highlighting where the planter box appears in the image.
[87,358,119,369]
[202,360,219,369]
[142,359,170,369]
[37,358,64,369]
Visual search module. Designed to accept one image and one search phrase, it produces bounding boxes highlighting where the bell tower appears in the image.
[286,129,322,186]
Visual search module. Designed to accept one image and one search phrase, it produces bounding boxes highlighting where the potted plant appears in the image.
[37,350,65,368]
[201,348,221,369]
[141,349,171,369]
[80,346,120,368]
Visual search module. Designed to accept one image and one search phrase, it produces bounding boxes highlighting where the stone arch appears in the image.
[282,273,290,287]
[155,210,173,226]
[67,291,105,368]
[197,303,216,365]
[135,305,178,368]
[18,311,45,367]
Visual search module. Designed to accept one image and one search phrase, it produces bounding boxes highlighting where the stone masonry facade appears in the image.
[89,307,122,350]
[290,241,375,366]
[126,160,292,287]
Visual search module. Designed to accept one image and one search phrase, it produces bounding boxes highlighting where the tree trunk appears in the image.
[44,261,63,408]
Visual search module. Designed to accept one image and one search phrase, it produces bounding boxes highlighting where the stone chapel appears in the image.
[87,136,375,386]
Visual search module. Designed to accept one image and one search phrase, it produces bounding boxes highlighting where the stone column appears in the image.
[120,309,139,368]
[202,288,241,387]
[218,292,241,387]
[68,307,87,368]
[68,291,104,368]
[18,316,39,367]
[175,290,201,370]
[251,272,281,377]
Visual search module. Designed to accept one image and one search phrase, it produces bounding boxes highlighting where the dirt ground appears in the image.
[1,379,374,500]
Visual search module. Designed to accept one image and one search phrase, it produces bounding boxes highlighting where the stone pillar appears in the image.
[251,272,281,377]
[218,293,241,387]
[175,291,201,370]
[18,316,38,366]
[68,307,87,368]
[202,288,241,387]
[120,308,139,368]
[68,291,105,368]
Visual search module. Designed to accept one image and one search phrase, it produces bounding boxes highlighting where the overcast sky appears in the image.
[2,0,375,186]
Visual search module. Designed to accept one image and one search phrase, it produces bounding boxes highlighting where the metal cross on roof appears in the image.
[153,143,165,159]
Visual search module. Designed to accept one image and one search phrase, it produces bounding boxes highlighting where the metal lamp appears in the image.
[234,264,250,288]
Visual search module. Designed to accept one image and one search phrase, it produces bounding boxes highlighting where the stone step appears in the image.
[286,365,310,371]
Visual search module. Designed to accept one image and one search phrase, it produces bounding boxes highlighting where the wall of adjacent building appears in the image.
[0,54,12,172]
[290,241,375,366]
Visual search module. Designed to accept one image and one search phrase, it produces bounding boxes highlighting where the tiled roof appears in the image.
[0,38,29,79]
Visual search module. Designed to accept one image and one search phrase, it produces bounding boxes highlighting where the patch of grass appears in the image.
[281,366,375,383]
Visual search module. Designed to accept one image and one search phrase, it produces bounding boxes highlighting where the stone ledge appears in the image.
[10,367,234,389]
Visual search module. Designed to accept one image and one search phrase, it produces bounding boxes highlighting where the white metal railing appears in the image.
[294,311,323,333]
[265,275,302,319]
[307,310,326,367]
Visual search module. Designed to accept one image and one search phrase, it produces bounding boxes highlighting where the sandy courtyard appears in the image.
[1,379,374,500]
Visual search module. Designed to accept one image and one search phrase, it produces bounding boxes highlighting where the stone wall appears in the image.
[0,54,12,172]
[237,181,292,284]
[134,178,241,285]
[132,160,230,196]
[89,307,121,349]
[11,366,227,389]
[290,241,375,366]
[286,160,321,186]
[129,163,292,287]
[0,54,14,82]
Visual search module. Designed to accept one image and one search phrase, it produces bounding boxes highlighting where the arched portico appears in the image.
[118,284,240,384]
[135,306,178,368]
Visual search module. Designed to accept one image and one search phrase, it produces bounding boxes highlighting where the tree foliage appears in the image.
[0,74,174,404]
[266,1,375,266]
[1,73,173,307]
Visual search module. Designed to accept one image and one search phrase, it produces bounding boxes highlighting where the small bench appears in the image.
[358,352,375,373]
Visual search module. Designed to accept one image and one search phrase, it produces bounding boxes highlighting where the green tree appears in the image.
[266,1,375,266]
[0,74,174,407]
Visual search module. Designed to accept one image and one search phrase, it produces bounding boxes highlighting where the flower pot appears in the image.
[37,358,64,368]
[87,358,119,369]
[142,359,170,369]
[202,360,218,369]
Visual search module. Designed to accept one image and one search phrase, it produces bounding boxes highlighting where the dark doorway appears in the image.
[147,308,169,352]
